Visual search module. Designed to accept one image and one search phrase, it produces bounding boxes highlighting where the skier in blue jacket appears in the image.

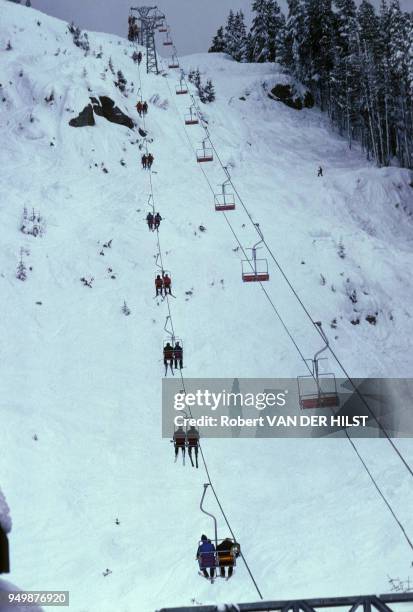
[197,534,216,580]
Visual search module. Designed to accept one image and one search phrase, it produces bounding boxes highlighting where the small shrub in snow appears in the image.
[16,255,27,281]
[122,301,131,316]
[44,90,55,104]
[115,70,127,94]
[68,22,90,54]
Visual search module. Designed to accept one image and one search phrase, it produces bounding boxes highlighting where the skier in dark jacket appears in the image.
[173,426,186,463]
[136,101,143,117]
[173,341,183,370]
[154,212,162,230]
[137,51,142,65]
[142,101,148,115]
[317,166,323,177]
[162,273,171,295]
[163,342,174,375]
[141,154,147,169]
[147,153,154,169]
[146,212,154,230]
[216,538,240,579]
[197,535,216,580]
[155,274,163,296]
[187,425,199,468]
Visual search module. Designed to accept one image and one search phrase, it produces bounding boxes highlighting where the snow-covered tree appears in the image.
[248,0,285,63]
[209,26,226,53]
[200,79,216,103]
[225,10,248,62]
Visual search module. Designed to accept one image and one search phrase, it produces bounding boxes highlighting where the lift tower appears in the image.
[130,6,165,74]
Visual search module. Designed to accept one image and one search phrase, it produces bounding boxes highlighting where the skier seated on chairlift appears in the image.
[155,274,164,296]
[141,154,148,169]
[136,101,143,117]
[147,153,154,169]
[173,426,186,462]
[216,538,240,580]
[142,101,148,115]
[146,212,154,231]
[187,425,199,469]
[173,341,183,370]
[164,342,174,375]
[153,212,162,230]
[137,51,142,65]
[162,272,171,295]
[197,534,216,581]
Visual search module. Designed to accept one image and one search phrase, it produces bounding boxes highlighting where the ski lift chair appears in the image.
[214,179,235,211]
[163,33,173,46]
[168,55,180,69]
[241,226,269,282]
[185,106,199,124]
[176,80,188,95]
[196,139,213,163]
[199,484,240,576]
[297,323,340,409]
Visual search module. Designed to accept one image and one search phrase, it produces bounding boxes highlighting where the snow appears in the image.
[1,1,413,611]
[0,490,11,535]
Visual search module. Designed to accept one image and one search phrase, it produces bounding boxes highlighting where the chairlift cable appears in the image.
[166,57,413,480]
[136,50,266,599]
[157,46,413,553]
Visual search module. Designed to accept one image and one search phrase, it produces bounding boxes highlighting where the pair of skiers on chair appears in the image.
[196,534,240,581]
[155,272,171,297]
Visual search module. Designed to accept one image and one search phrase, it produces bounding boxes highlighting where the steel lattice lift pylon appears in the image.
[130,6,165,74]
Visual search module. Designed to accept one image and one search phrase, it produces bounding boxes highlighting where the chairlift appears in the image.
[196,138,213,163]
[163,33,173,46]
[214,178,235,211]
[198,484,241,576]
[176,78,188,95]
[297,323,340,409]
[168,54,180,69]
[241,225,269,282]
[158,20,168,33]
[184,106,199,125]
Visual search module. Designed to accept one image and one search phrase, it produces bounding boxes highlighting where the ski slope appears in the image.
[1,2,413,610]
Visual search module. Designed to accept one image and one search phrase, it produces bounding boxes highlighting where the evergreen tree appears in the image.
[209,26,226,53]
[279,0,307,78]
[201,79,216,103]
[225,10,248,62]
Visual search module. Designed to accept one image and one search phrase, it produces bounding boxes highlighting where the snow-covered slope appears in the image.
[1,2,413,611]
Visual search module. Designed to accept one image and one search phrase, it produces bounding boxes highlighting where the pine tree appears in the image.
[201,79,216,103]
[209,26,226,53]
[301,0,335,109]
[225,10,248,62]
[278,0,306,77]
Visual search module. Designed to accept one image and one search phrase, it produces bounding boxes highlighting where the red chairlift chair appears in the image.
[241,225,269,282]
[297,323,340,409]
[214,179,235,211]
[196,139,213,163]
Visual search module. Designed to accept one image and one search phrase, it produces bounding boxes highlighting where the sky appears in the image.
[30,0,413,56]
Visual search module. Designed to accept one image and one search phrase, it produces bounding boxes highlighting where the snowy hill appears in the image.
[1,1,413,611]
